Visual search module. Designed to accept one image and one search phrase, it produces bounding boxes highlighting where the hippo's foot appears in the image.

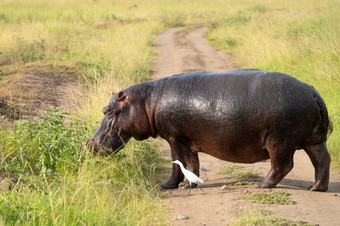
[161,182,179,189]
[179,180,197,189]
[254,182,262,188]
[307,183,328,192]
[254,181,276,189]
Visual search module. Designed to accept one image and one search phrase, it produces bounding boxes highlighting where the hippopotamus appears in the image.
[87,69,331,191]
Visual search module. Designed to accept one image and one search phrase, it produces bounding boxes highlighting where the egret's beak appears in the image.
[171,161,174,164]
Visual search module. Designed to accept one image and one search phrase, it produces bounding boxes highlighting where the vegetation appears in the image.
[220,165,260,179]
[0,0,339,224]
[228,180,256,186]
[241,191,296,205]
[0,108,168,225]
[229,209,311,226]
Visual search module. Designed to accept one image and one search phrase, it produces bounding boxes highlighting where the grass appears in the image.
[0,108,169,225]
[220,165,260,179]
[229,209,311,226]
[241,191,296,205]
[228,180,256,186]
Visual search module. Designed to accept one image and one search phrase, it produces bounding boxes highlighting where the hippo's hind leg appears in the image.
[259,141,295,189]
[304,142,330,191]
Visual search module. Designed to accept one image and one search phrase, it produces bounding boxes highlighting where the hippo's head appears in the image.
[86,85,154,155]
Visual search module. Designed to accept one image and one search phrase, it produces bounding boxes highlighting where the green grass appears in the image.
[0,108,169,225]
[220,165,260,179]
[228,180,256,186]
[229,209,311,226]
[241,191,296,205]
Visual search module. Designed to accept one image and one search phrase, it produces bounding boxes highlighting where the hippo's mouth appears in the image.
[86,128,126,156]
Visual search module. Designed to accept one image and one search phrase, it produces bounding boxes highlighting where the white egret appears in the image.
[172,160,204,196]
[199,161,210,180]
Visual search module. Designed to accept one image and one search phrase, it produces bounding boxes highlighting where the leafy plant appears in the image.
[0,13,9,23]
[0,107,90,176]
[220,165,259,179]
[229,209,311,226]
[228,180,256,186]
[241,191,296,205]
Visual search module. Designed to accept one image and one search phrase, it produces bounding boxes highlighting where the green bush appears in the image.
[0,107,90,176]
[0,108,168,225]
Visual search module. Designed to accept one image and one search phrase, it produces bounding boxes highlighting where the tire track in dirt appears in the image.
[152,26,340,225]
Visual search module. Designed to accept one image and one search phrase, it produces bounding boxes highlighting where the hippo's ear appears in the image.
[117,91,127,102]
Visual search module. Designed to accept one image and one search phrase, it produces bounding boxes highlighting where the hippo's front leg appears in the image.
[161,139,200,189]
[161,141,185,189]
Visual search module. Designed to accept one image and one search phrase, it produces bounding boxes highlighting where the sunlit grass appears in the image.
[220,165,260,179]
[229,209,311,226]
[241,192,296,205]
[0,109,169,224]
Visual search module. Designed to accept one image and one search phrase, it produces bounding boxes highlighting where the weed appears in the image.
[104,13,119,22]
[0,109,168,224]
[229,209,311,226]
[225,15,251,25]
[0,107,90,176]
[250,5,267,13]
[228,180,256,186]
[226,38,237,48]
[241,191,296,205]
[0,13,9,23]
[220,165,260,179]
[162,15,185,28]
[0,140,169,225]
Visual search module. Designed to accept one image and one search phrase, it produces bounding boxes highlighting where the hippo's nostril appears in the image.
[102,106,108,115]
[86,138,97,152]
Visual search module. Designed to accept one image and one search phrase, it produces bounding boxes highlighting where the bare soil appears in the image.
[152,26,340,226]
[0,61,86,126]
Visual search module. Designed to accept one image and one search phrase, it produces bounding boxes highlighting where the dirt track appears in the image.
[152,26,340,225]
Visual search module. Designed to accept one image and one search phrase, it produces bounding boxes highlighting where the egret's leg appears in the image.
[201,171,208,180]
[199,183,204,194]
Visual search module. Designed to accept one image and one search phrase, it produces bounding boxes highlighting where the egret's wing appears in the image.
[184,169,204,184]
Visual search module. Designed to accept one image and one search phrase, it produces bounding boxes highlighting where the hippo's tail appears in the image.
[316,93,332,141]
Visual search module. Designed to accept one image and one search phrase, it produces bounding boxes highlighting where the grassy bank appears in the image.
[207,0,340,170]
[0,108,168,225]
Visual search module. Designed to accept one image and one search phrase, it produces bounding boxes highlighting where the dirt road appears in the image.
[152,26,340,225]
